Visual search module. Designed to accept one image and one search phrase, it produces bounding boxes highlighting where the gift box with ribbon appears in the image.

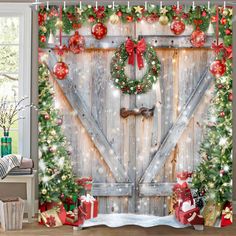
[65,206,87,226]
[41,208,63,228]
[80,194,98,220]
[221,201,233,227]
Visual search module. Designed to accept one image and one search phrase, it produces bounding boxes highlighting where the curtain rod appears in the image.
[31,0,236,7]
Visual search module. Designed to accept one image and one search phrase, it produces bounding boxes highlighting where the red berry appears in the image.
[220,17,227,25]
[117,11,122,17]
[217,84,223,89]
[228,92,233,102]
[40,35,46,43]
[219,111,225,117]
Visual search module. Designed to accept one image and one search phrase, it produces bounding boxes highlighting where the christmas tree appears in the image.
[192,7,233,205]
[38,63,79,203]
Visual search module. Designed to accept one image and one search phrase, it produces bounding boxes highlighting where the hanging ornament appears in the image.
[207,22,214,35]
[117,11,122,17]
[91,22,107,40]
[219,111,225,118]
[55,19,63,29]
[40,26,47,33]
[38,12,46,26]
[159,15,169,25]
[40,35,46,43]
[220,17,227,25]
[53,58,69,80]
[145,13,159,24]
[109,13,120,24]
[48,30,55,44]
[49,7,58,17]
[210,60,226,78]
[68,31,85,54]
[126,15,134,23]
[170,19,185,35]
[222,8,229,16]
[44,113,50,120]
[134,6,144,14]
[190,20,206,47]
[228,92,233,102]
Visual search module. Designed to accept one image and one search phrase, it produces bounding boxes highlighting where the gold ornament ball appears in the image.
[222,9,229,16]
[55,19,63,28]
[61,175,67,181]
[40,26,47,33]
[159,15,169,25]
[109,13,120,25]
[42,189,47,195]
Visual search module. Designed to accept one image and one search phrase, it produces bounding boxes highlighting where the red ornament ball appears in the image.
[126,15,134,23]
[217,84,224,89]
[68,31,85,54]
[57,118,63,126]
[228,92,233,102]
[40,35,46,43]
[210,60,226,78]
[44,113,50,120]
[91,22,107,40]
[117,11,123,17]
[211,16,217,23]
[219,111,225,118]
[170,20,185,35]
[220,17,227,25]
[225,29,232,35]
[38,12,46,26]
[145,13,159,24]
[190,29,206,47]
[202,11,207,17]
[53,60,69,80]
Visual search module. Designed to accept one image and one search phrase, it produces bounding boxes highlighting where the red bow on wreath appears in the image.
[125,38,146,70]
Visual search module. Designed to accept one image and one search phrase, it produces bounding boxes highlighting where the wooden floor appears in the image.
[0,221,235,236]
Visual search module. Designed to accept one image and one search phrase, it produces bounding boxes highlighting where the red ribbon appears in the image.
[211,42,224,55]
[54,45,69,56]
[125,38,146,70]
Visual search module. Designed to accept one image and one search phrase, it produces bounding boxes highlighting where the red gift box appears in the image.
[175,206,200,225]
[80,194,98,220]
[65,206,86,227]
[39,201,66,225]
[221,202,233,227]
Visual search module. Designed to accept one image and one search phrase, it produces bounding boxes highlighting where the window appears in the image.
[0,4,31,158]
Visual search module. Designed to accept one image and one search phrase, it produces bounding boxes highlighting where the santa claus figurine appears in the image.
[173,171,204,230]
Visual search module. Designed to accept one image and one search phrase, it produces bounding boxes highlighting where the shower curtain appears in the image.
[38,3,233,230]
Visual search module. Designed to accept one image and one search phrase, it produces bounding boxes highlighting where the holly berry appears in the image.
[126,15,133,23]
[44,113,50,120]
[217,84,224,89]
[40,35,46,43]
[228,92,233,102]
[220,169,225,175]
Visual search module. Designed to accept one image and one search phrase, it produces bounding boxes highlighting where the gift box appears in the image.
[175,206,200,225]
[63,195,78,211]
[65,206,87,227]
[221,202,233,227]
[39,201,66,225]
[176,189,194,206]
[80,194,98,220]
[41,209,63,227]
[202,200,223,226]
[77,177,93,194]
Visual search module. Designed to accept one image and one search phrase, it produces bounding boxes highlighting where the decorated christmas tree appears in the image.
[38,63,79,203]
[192,7,233,205]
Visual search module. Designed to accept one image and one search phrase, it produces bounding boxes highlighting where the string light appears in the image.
[208,1,211,10]
[223,1,226,9]
[112,1,115,10]
[95,1,98,10]
[80,1,82,9]
[145,1,147,10]
[127,1,130,10]
[63,1,66,11]
[160,1,162,9]
[192,1,195,10]
[177,1,180,10]
[46,1,49,11]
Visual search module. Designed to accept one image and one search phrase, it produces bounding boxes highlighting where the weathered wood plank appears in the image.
[92,183,132,197]
[140,66,214,183]
[46,55,130,183]
[139,183,174,197]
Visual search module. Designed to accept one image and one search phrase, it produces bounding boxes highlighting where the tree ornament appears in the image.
[88,15,95,23]
[126,15,134,23]
[218,84,223,89]
[109,13,120,24]
[220,17,227,25]
[38,12,46,26]
[91,22,107,40]
[55,19,63,29]
[48,30,55,44]
[210,60,226,78]
[159,15,169,25]
[190,27,206,47]
[53,58,69,80]
[40,26,47,33]
[111,38,161,95]
[207,22,215,35]
[49,7,58,17]
[117,11,122,17]
[222,9,229,16]
[160,6,169,15]
[170,19,185,35]
[134,6,143,14]
[219,111,225,118]
[225,29,232,35]
[68,31,85,54]
[62,175,67,181]
[44,113,50,120]
[42,189,47,195]
[145,13,159,24]
[57,118,63,126]
[40,35,46,43]
[228,92,233,102]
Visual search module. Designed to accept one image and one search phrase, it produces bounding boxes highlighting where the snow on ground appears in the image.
[83,214,189,228]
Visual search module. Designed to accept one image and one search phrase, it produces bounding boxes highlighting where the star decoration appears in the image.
[134,6,143,14]
[228,9,233,16]
[76,7,84,15]
[160,7,169,15]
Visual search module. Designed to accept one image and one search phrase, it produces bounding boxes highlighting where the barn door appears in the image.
[47,22,214,216]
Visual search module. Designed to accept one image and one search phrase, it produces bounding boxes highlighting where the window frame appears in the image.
[0,3,32,158]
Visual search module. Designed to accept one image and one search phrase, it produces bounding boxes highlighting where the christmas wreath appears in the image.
[110,38,161,95]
